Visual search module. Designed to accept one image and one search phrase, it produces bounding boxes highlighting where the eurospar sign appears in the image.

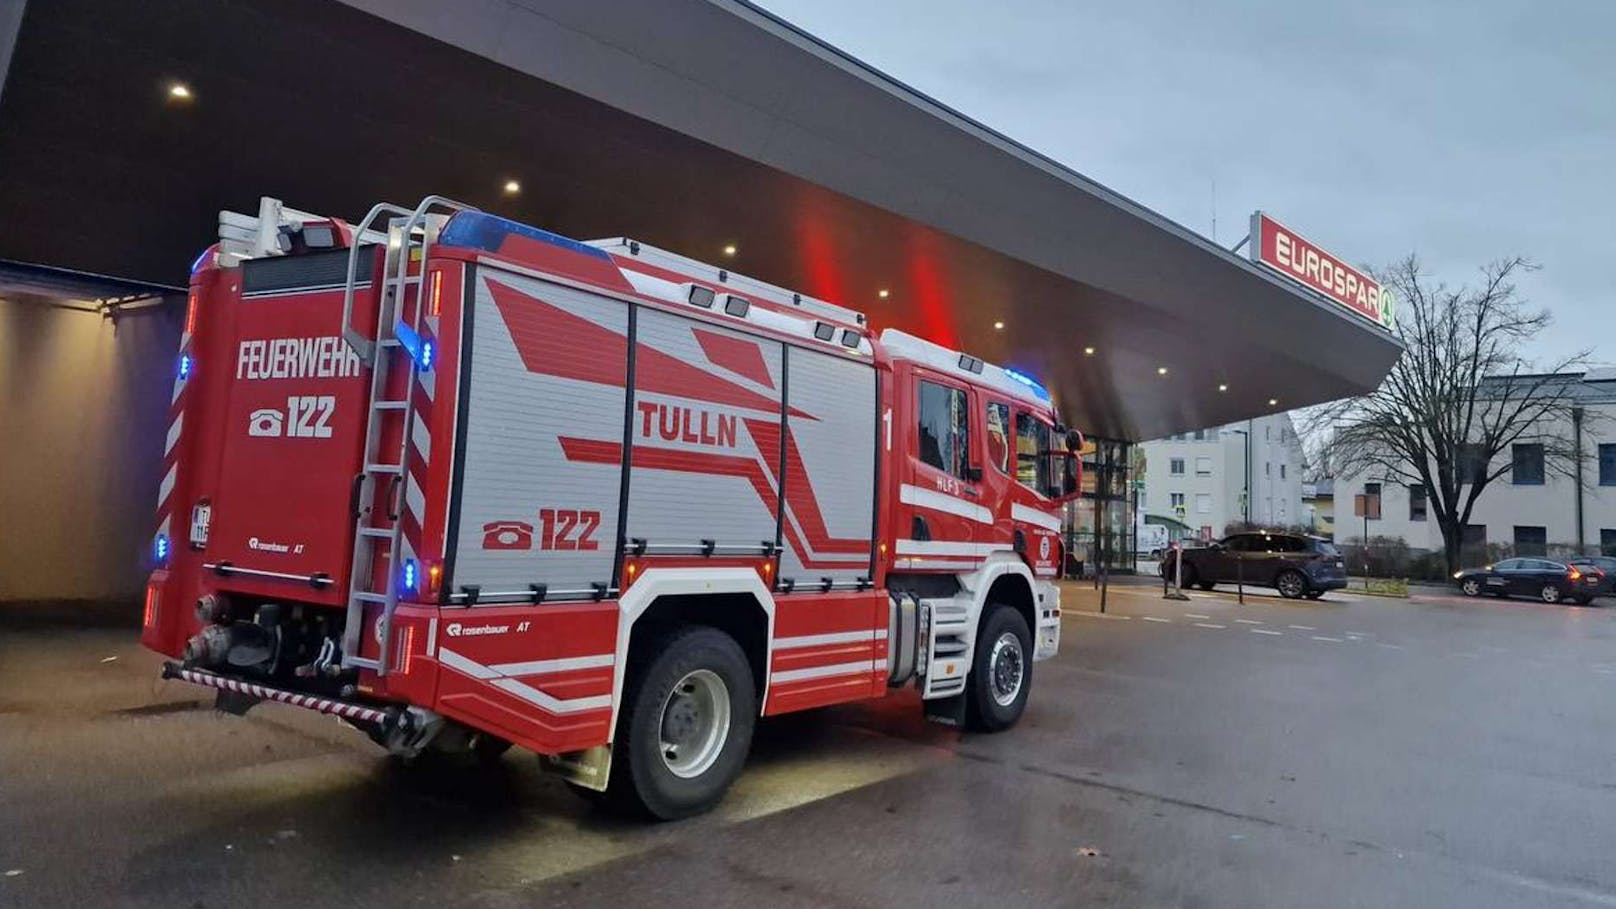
[1249,212,1395,331]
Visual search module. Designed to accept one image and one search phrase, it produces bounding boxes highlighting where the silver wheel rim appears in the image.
[1279,574,1303,597]
[658,669,731,779]
[1542,585,1560,603]
[988,631,1025,707]
[1463,579,1479,596]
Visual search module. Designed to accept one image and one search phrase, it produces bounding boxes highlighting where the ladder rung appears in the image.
[358,528,393,539]
[373,400,408,411]
[344,655,380,671]
[366,463,403,475]
[378,339,402,348]
[351,592,388,604]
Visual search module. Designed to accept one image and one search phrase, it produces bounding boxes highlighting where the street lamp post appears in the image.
[1227,427,1251,529]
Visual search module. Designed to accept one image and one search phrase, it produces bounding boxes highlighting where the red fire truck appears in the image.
[143,196,1080,819]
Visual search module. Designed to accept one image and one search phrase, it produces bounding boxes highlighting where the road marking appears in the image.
[1375,642,1406,650]
[1234,619,1263,625]
[1070,611,1131,620]
[1289,624,1316,631]
[1593,668,1614,675]
[1312,635,1344,643]
[1347,630,1371,637]
[1250,629,1283,636]
[1141,616,1172,623]
[1193,622,1226,629]
[1185,613,1212,620]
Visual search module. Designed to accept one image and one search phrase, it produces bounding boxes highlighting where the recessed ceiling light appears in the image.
[878,289,890,299]
[993,320,1004,330]
[168,82,192,100]
[722,244,737,257]
[1268,398,1279,406]
[1083,346,1095,356]
[502,179,521,195]
[1218,383,1228,392]
[1157,366,1169,376]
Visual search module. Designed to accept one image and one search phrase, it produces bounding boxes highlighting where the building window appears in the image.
[1195,493,1212,515]
[1513,525,1547,557]
[917,380,969,479]
[1195,456,1212,476]
[1138,490,1147,509]
[1409,484,1427,521]
[1600,444,1616,486]
[1170,492,1185,512]
[1279,500,1287,518]
[1280,464,1287,480]
[1193,430,1207,441]
[984,402,1010,475]
[1511,443,1544,485]
[1603,529,1616,557]
[1265,461,1271,476]
[1364,482,1382,498]
[1457,443,1489,485]
[1170,458,1185,476]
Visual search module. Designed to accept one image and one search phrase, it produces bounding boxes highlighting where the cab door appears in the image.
[898,370,983,571]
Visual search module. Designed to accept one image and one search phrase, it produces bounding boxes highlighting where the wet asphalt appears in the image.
[5,581,1616,908]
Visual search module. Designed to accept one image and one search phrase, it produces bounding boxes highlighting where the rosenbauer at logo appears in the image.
[445,622,512,638]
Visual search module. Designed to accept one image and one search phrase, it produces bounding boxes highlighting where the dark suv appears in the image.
[1163,532,1347,599]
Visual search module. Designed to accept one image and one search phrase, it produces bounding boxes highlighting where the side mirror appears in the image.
[1066,429,1085,452]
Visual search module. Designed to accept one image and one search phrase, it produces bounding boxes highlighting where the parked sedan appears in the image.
[1453,558,1602,605]
[1163,532,1347,599]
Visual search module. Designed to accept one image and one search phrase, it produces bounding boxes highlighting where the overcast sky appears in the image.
[758,0,1615,368]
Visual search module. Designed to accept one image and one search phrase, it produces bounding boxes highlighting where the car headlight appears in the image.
[1452,571,1463,579]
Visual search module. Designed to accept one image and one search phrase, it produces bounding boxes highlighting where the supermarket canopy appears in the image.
[0,0,1400,439]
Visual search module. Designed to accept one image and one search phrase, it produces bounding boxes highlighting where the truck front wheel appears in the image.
[965,603,1033,732]
[604,626,756,820]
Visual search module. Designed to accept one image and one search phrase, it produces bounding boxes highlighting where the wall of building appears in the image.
[0,295,180,603]
[1140,412,1307,540]
[1333,396,1616,555]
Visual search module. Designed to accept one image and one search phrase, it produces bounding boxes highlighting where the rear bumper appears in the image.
[161,662,409,734]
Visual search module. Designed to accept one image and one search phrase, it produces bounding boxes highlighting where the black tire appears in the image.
[965,604,1033,733]
[600,626,756,821]
[472,733,513,764]
[1197,581,1216,591]
[1276,570,1308,600]
[1179,562,1199,589]
[1460,578,1482,597]
[1306,590,1324,600]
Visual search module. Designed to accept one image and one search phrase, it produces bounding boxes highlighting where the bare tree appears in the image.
[1306,255,1587,573]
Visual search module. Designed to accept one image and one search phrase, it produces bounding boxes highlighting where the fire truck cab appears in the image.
[143,196,1080,819]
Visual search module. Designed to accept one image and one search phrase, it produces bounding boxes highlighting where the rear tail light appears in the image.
[1569,568,1583,581]
[143,586,160,628]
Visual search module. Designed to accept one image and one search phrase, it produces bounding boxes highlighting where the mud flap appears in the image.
[214,689,262,716]
[540,744,613,791]
[923,692,967,728]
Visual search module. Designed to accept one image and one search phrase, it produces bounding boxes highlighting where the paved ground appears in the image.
[6,582,1616,908]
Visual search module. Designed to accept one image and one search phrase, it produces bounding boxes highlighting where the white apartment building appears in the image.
[1333,370,1616,557]
[1140,412,1308,541]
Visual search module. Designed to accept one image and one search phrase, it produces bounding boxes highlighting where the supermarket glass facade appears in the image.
[1063,436,1137,576]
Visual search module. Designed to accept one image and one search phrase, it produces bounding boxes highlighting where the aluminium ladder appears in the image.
[338,196,475,675]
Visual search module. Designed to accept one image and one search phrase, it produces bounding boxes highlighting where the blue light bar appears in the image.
[402,558,418,592]
[189,247,212,274]
[420,339,435,371]
[177,353,193,379]
[153,534,170,564]
[1003,367,1052,402]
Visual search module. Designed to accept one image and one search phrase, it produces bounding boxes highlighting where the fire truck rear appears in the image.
[143,196,1081,819]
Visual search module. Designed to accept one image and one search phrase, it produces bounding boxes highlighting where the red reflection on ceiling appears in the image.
[902,228,958,349]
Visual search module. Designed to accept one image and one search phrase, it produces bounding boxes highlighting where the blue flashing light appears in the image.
[190,247,213,275]
[394,323,433,372]
[1003,367,1052,402]
[153,534,170,564]
[402,558,418,592]
[177,353,193,380]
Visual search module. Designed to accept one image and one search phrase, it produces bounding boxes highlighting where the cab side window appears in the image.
[918,380,970,478]
[1014,412,1051,493]
[985,402,1010,475]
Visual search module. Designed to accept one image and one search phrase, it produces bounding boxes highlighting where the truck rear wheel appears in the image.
[965,603,1033,732]
[603,626,756,820]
